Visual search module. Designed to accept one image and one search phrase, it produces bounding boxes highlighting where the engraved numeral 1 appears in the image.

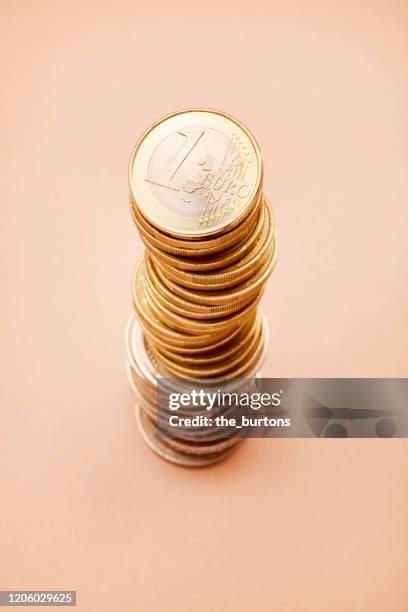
[146,129,205,191]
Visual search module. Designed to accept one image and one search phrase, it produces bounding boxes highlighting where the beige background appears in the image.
[1,1,407,610]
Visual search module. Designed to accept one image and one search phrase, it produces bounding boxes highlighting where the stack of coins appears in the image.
[126,109,277,466]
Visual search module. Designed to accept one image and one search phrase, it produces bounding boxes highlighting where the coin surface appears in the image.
[129,109,262,238]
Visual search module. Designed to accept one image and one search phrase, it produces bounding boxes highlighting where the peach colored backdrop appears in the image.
[1,1,407,610]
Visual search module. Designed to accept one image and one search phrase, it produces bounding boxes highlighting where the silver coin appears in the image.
[135,404,242,467]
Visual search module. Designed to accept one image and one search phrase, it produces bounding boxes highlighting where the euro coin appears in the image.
[129,109,262,238]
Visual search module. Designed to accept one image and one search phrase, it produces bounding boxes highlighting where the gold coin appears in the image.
[144,268,260,335]
[129,109,262,238]
[138,313,245,356]
[129,191,262,257]
[151,231,275,295]
[152,316,256,366]
[147,311,265,380]
[142,276,239,340]
[145,254,259,318]
[149,197,274,290]
[142,198,268,273]
[133,260,227,347]
[149,232,277,307]
[149,312,262,378]
[145,267,261,324]
[148,254,264,314]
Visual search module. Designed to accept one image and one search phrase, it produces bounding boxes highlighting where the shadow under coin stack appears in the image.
[126,109,277,466]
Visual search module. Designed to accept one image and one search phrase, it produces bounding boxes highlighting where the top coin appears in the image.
[129,109,263,238]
